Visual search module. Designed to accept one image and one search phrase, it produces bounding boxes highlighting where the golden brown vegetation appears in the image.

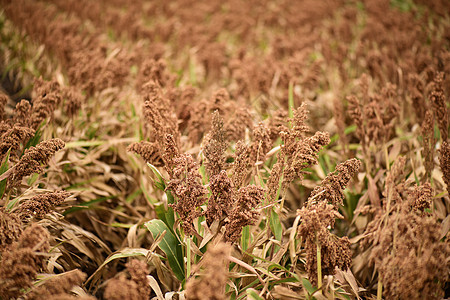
[0,0,448,299]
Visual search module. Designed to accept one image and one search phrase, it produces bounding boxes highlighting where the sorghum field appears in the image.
[0,0,449,299]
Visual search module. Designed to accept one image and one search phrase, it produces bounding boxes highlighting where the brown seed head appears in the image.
[282,131,330,191]
[185,242,231,300]
[225,107,253,142]
[224,185,265,243]
[0,121,35,162]
[308,158,362,209]
[421,110,435,179]
[370,210,449,299]
[13,100,32,127]
[9,138,65,188]
[16,190,71,219]
[126,260,150,300]
[333,97,348,154]
[104,276,140,300]
[206,170,234,225]
[249,122,271,166]
[168,154,207,235]
[127,141,162,166]
[26,269,86,299]
[203,111,227,178]
[347,95,365,150]
[231,141,250,189]
[439,141,450,195]
[429,72,448,141]
[408,182,433,212]
[0,209,22,251]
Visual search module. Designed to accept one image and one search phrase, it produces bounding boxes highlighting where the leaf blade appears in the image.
[145,219,185,281]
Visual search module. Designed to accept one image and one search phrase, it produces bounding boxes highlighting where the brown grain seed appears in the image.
[206,170,234,225]
[429,72,448,141]
[185,242,231,300]
[231,141,250,189]
[127,141,162,166]
[203,111,227,178]
[0,121,35,162]
[439,141,450,195]
[224,185,264,243]
[26,269,86,300]
[308,158,361,209]
[16,191,71,219]
[421,110,435,179]
[0,208,22,251]
[8,138,65,188]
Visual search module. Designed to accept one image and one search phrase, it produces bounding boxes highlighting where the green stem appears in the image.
[288,81,294,119]
[317,236,322,290]
[186,236,191,282]
[377,278,382,300]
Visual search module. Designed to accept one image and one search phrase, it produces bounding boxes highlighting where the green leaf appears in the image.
[164,191,176,229]
[302,277,318,296]
[241,225,250,251]
[0,148,11,198]
[126,188,142,203]
[26,172,39,186]
[6,197,20,211]
[145,219,185,281]
[109,223,135,228]
[246,289,264,300]
[147,162,166,191]
[336,288,351,300]
[153,190,176,235]
[269,208,282,253]
[344,124,356,135]
[288,81,294,119]
[24,128,42,150]
[186,237,191,282]
[155,204,169,227]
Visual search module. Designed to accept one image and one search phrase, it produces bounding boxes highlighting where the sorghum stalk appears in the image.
[377,279,383,300]
[316,235,322,290]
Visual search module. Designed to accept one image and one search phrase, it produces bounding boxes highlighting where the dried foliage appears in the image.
[0,0,449,299]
